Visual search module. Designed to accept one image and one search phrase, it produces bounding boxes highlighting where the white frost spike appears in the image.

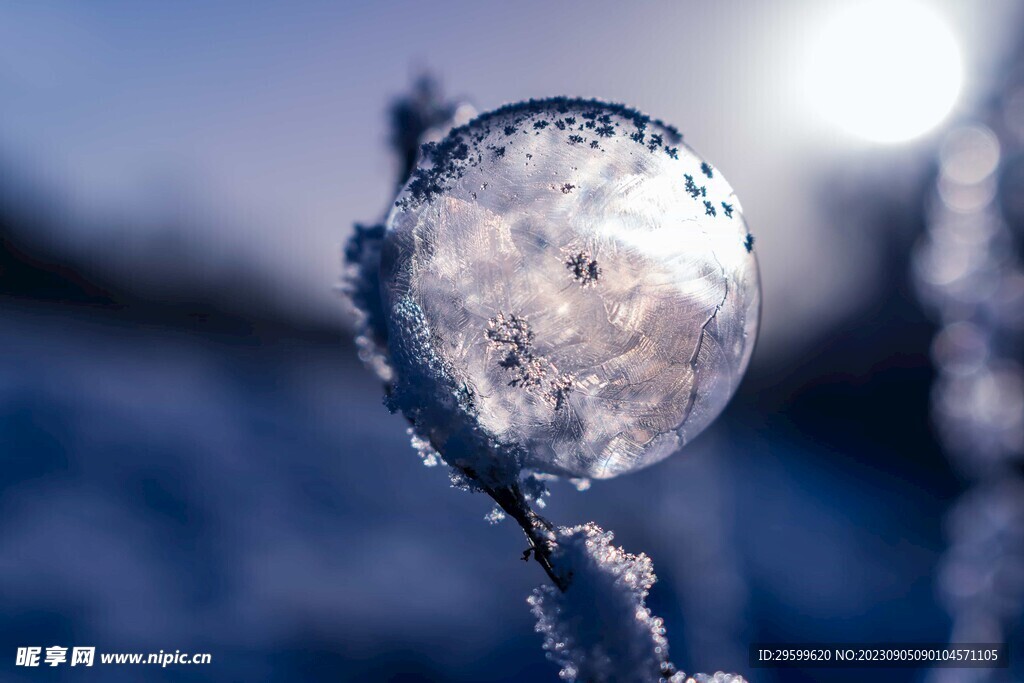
[382,98,760,479]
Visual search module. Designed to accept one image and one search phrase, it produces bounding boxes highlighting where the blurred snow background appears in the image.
[1,1,1023,681]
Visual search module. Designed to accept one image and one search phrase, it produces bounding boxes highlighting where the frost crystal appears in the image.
[527,523,748,683]
[528,524,668,682]
[565,251,602,287]
[343,222,392,382]
[381,98,760,479]
[407,427,442,467]
[521,472,553,508]
[484,506,507,524]
[568,477,592,492]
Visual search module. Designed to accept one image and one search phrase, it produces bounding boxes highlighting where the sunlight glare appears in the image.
[806,0,963,144]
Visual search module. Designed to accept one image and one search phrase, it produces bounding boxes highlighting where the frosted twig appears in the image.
[465,471,570,592]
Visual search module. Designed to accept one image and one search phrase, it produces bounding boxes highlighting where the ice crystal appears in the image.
[485,506,507,524]
[527,524,748,683]
[527,524,672,682]
[568,477,592,492]
[521,472,553,508]
[486,312,546,388]
[565,251,602,287]
[407,427,442,467]
[343,222,391,382]
[381,98,760,479]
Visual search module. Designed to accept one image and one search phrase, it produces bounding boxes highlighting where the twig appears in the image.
[460,466,570,592]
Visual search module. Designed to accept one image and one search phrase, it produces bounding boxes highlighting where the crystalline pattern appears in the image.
[382,98,760,478]
[527,523,671,682]
[527,523,748,683]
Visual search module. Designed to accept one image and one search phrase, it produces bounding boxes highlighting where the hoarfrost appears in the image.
[484,506,507,524]
[521,472,553,509]
[569,477,592,492]
[529,524,661,682]
[407,427,442,467]
[527,523,749,682]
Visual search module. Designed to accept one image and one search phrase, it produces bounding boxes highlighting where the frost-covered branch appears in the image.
[469,474,568,591]
[528,523,675,682]
[529,524,749,683]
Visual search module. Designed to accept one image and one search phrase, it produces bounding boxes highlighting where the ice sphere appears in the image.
[381,98,760,479]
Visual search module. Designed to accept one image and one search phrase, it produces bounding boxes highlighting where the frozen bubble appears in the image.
[382,99,760,479]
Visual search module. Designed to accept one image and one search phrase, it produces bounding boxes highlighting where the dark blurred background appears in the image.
[2,2,1023,681]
